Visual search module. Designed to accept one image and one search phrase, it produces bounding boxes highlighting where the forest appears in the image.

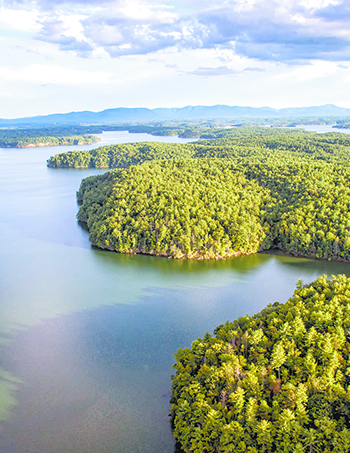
[0,126,100,148]
[5,118,347,149]
[170,274,350,452]
[49,127,350,260]
[76,159,267,259]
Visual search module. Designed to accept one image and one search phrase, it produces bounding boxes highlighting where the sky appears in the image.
[1,0,350,118]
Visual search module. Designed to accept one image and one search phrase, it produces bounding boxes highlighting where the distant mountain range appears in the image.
[1,104,350,126]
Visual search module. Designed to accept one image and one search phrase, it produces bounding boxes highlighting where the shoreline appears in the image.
[86,236,350,263]
[2,137,101,149]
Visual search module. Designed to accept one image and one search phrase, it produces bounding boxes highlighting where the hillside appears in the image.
[71,128,350,260]
[2,104,350,126]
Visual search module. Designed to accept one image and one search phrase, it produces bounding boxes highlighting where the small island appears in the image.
[170,274,350,452]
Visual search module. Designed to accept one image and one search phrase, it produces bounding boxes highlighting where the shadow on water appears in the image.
[90,245,271,277]
[263,248,350,275]
[88,247,350,294]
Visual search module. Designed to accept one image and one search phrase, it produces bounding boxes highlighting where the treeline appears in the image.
[334,124,350,129]
[0,125,102,148]
[3,118,347,149]
[48,128,350,168]
[1,135,98,148]
[0,125,103,138]
[48,142,195,168]
[170,274,350,452]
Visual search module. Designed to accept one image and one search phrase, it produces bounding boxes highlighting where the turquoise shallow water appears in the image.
[0,131,350,452]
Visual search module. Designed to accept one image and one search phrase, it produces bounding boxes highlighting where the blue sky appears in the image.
[1,0,350,118]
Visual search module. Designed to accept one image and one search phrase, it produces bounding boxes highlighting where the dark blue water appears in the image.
[0,131,350,452]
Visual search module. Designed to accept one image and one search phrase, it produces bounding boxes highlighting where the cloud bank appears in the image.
[4,0,350,63]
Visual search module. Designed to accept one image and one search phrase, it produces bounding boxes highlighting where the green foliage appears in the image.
[48,127,350,169]
[47,142,195,168]
[72,128,350,260]
[0,126,99,148]
[170,275,350,452]
[77,159,267,259]
[48,150,93,168]
[1,135,98,148]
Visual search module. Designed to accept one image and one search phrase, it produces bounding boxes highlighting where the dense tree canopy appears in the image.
[77,159,267,259]
[48,142,195,168]
[0,134,98,148]
[0,126,101,148]
[72,128,350,260]
[47,127,350,168]
[170,274,350,452]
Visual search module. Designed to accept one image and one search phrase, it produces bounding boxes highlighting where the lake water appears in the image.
[1,130,350,452]
[289,124,350,134]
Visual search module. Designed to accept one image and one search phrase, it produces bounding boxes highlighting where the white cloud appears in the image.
[0,64,112,84]
[275,60,340,81]
[1,0,350,117]
[188,65,239,76]
[299,0,338,9]
[3,0,350,62]
[0,7,41,32]
[0,91,18,97]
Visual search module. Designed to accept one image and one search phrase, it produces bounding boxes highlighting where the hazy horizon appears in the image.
[2,0,350,118]
[2,103,350,123]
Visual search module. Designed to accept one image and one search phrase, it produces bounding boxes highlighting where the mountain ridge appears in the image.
[1,104,350,125]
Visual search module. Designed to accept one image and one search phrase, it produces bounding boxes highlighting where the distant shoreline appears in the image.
[1,136,100,149]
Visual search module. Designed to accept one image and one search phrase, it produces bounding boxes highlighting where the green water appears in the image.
[0,132,350,452]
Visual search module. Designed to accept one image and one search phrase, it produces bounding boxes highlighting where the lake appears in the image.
[288,124,350,134]
[1,130,350,452]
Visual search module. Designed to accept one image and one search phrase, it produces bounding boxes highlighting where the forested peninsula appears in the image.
[171,274,350,453]
[48,128,350,260]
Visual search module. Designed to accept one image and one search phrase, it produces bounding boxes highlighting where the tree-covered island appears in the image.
[170,274,350,453]
[48,127,350,260]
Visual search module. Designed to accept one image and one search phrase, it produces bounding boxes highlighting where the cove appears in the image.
[1,131,350,453]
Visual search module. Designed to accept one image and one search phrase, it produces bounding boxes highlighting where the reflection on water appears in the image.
[0,370,22,421]
[299,125,350,134]
[1,132,350,452]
